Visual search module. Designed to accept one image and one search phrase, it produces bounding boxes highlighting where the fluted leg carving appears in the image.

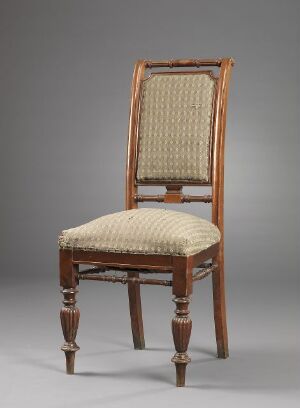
[171,296,192,387]
[60,288,80,374]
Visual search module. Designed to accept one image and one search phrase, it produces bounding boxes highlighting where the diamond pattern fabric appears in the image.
[136,73,216,183]
[59,208,220,256]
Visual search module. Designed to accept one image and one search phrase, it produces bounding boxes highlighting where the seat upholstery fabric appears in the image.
[59,208,220,256]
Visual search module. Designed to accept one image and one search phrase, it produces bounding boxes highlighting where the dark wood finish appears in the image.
[60,249,79,288]
[127,271,145,349]
[171,296,192,387]
[72,249,174,271]
[191,242,220,268]
[59,57,234,386]
[125,60,147,350]
[126,59,145,210]
[192,264,217,281]
[60,287,80,374]
[171,257,193,386]
[135,193,212,203]
[60,250,80,374]
[77,264,216,285]
[136,179,212,186]
[77,266,107,274]
[78,272,172,287]
[145,58,233,68]
[135,186,212,204]
[164,185,183,203]
[143,70,218,85]
[211,58,233,359]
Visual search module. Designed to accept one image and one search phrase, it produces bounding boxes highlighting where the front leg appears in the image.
[171,296,192,386]
[60,288,80,374]
[59,249,80,374]
[171,257,193,387]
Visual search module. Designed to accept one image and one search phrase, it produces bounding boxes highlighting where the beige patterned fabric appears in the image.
[59,208,220,256]
[136,73,216,183]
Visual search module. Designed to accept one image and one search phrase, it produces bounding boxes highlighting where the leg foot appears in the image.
[64,351,75,374]
[171,296,192,387]
[60,288,80,374]
[175,363,187,387]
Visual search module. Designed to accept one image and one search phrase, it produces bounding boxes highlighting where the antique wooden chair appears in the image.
[59,58,234,387]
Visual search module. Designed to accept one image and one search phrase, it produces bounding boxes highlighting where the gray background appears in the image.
[0,0,299,407]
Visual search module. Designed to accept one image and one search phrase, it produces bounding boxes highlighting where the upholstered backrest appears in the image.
[136,72,216,184]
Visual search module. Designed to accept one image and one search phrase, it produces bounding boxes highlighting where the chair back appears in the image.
[126,58,234,234]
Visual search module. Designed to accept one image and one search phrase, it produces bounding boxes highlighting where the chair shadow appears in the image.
[76,345,220,383]
[77,346,300,393]
[77,368,174,386]
[18,340,300,394]
[59,347,300,408]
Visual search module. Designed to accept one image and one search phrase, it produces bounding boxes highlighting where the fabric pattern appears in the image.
[59,208,220,256]
[136,73,216,182]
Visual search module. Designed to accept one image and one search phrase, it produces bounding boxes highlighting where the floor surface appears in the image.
[1,276,299,408]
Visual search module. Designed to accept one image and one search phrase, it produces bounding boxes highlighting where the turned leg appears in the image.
[212,250,228,358]
[127,272,145,349]
[60,288,80,374]
[171,258,193,387]
[171,296,192,386]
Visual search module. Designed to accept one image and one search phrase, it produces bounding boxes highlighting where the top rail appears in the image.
[145,58,235,68]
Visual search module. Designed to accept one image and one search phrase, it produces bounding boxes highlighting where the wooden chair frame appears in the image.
[59,58,234,387]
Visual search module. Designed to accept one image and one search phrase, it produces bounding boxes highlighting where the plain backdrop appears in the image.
[0,0,299,281]
[0,1,299,407]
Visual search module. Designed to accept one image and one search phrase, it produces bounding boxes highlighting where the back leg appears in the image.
[212,251,229,358]
[127,272,145,349]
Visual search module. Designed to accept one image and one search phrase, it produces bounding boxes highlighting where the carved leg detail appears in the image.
[60,288,80,374]
[171,296,192,387]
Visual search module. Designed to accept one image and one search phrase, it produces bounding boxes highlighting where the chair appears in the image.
[58,58,234,387]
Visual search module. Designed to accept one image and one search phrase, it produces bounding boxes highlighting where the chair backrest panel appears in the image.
[126,58,234,232]
[136,72,216,184]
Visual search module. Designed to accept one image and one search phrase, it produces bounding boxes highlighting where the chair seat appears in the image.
[59,208,220,256]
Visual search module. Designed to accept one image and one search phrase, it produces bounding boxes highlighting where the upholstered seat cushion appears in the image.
[59,208,220,256]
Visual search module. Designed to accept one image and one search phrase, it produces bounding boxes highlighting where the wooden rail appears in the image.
[77,273,172,286]
[192,264,217,281]
[145,59,225,68]
[76,263,217,286]
[134,194,212,203]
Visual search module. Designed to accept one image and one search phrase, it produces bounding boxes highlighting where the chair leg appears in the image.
[171,258,193,387]
[60,288,80,374]
[171,296,192,386]
[127,272,145,349]
[212,252,229,358]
